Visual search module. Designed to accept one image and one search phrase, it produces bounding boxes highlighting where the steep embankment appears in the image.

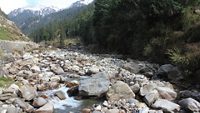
[0,9,38,65]
[0,9,29,41]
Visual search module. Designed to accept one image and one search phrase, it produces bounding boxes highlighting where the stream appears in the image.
[40,86,100,113]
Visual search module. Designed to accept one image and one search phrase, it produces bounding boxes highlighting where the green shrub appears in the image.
[0,77,14,87]
[182,7,200,30]
[167,48,189,66]
[168,43,200,74]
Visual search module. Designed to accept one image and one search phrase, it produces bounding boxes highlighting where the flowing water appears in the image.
[40,86,100,113]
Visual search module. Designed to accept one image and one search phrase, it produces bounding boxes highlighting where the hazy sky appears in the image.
[0,0,93,14]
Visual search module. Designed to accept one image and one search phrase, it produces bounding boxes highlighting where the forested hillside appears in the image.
[29,2,93,44]
[30,0,200,79]
[1,1,200,113]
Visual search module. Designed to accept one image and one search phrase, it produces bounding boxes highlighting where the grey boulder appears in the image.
[19,85,37,101]
[54,91,66,100]
[152,99,180,112]
[79,72,110,97]
[32,97,48,107]
[156,64,183,81]
[107,81,135,101]
[179,98,200,112]
[35,102,54,113]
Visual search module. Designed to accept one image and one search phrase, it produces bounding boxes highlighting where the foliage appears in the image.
[29,0,200,77]
[29,3,94,45]
[0,27,10,40]
[0,77,14,87]
[45,38,80,47]
[182,7,200,30]
[168,43,200,75]
[139,0,182,20]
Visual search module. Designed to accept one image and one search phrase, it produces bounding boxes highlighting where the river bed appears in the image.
[39,86,100,113]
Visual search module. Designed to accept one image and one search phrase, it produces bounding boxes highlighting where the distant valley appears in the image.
[8,1,89,36]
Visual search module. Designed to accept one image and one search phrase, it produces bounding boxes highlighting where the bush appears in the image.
[168,43,200,75]
[0,77,14,87]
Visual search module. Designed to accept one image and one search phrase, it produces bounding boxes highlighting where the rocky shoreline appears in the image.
[0,46,199,113]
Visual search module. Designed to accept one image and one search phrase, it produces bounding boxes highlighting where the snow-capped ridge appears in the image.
[9,6,58,17]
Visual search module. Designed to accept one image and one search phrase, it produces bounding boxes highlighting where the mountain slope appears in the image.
[8,7,57,34]
[0,9,28,41]
[29,2,94,43]
[8,1,88,35]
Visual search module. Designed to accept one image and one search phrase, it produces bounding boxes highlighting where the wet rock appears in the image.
[54,91,66,100]
[65,80,79,88]
[179,98,200,112]
[107,81,135,101]
[35,102,54,113]
[156,64,183,81]
[32,97,47,108]
[19,85,37,101]
[50,64,64,75]
[67,86,79,97]
[79,72,110,97]
[152,99,180,112]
